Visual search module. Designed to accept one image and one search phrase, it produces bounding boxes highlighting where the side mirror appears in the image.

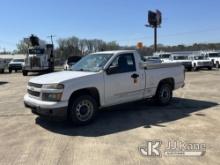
[106,66,117,75]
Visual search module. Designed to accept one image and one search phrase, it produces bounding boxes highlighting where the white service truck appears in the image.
[189,54,213,71]
[22,35,54,76]
[24,50,185,125]
[153,52,172,63]
[202,51,220,68]
[169,54,193,71]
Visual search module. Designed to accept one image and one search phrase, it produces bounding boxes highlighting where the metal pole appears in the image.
[154,26,157,52]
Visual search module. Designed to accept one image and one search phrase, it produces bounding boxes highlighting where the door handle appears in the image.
[131,73,139,79]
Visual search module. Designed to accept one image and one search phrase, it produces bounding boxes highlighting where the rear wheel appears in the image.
[193,64,197,71]
[68,95,97,125]
[0,69,4,73]
[22,70,28,76]
[155,83,173,105]
[208,67,212,70]
[216,62,220,68]
[9,68,12,73]
[187,68,192,71]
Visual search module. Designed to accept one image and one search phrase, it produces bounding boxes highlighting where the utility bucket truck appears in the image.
[22,35,54,76]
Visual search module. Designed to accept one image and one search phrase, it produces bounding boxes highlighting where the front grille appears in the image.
[28,82,42,88]
[203,62,211,65]
[28,89,40,97]
[10,64,22,67]
[30,57,41,67]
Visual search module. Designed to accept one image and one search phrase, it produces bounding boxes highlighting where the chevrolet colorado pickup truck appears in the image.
[24,50,185,125]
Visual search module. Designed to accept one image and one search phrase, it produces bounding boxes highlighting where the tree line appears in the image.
[15,35,220,62]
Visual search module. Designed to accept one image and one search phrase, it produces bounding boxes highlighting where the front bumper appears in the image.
[24,94,68,120]
[9,65,22,70]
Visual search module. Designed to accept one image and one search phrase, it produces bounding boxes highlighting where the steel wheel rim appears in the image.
[160,87,170,103]
[75,100,93,121]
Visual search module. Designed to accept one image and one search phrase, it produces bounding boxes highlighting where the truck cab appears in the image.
[153,52,172,63]
[169,54,192,71]
[189,55,212,71]
[8,58,25,73]
[22,35,54,76]
[202,51,220,68]
[23,45,54,76]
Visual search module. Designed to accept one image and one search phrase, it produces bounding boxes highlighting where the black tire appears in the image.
[193,64,197,71]
[216,62,220,69]
[208,67,212,70]
[187,68,192,71]
[0,69,4,73]
[9,69,12,73]
[22,71,28,76]
[68,95,97,125]
[15,70,17,73]
[155,83,173,105]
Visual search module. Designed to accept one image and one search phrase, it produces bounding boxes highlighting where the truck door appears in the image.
[104,53,145,106]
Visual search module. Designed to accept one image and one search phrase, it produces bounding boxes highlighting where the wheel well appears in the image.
[158,78,175,90]
[69,88,100,107]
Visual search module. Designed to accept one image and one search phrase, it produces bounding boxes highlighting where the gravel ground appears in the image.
[0,70,219,165]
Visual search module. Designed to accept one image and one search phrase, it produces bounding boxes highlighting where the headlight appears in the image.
[43,84,64,89]
[42,93,63,102]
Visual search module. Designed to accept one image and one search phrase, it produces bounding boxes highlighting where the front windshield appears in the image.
[29,49,44,54]
[13,59,24,62]
[174,56,189,60]
[209,53,220,57]
[71,53,113,72]
[160,54,171,59]
[194,56,206,60]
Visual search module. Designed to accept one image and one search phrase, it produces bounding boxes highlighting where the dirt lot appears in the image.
[0,70,220,165]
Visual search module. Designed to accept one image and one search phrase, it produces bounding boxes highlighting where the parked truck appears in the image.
[22,35,54,76]
[202,51,220,68]
[0,58,7,73]
[169,54,193,71]
[24,50,185,125]
[189,54,213,71]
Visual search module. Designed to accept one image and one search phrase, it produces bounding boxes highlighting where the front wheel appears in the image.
[193,64,198,71]
[22,70,28,76]
[216,62,220,68]
[208,67,212,70]
[68,95,98,125]
[155,84,173,105]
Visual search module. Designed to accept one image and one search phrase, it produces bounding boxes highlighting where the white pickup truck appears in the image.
[0,58,7,73]
[24,50,185,125]
[202,51,220,68]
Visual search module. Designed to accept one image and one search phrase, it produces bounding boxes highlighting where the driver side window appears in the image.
[108,53,136,74]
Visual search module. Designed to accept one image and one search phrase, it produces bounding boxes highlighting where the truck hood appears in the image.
[29,71,98,84]
[9,62,24,65]
[195,60,211,62]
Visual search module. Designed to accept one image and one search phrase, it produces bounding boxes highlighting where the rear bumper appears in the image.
[24,94,68,120]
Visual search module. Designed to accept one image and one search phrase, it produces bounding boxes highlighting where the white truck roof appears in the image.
[93,50,137,54]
